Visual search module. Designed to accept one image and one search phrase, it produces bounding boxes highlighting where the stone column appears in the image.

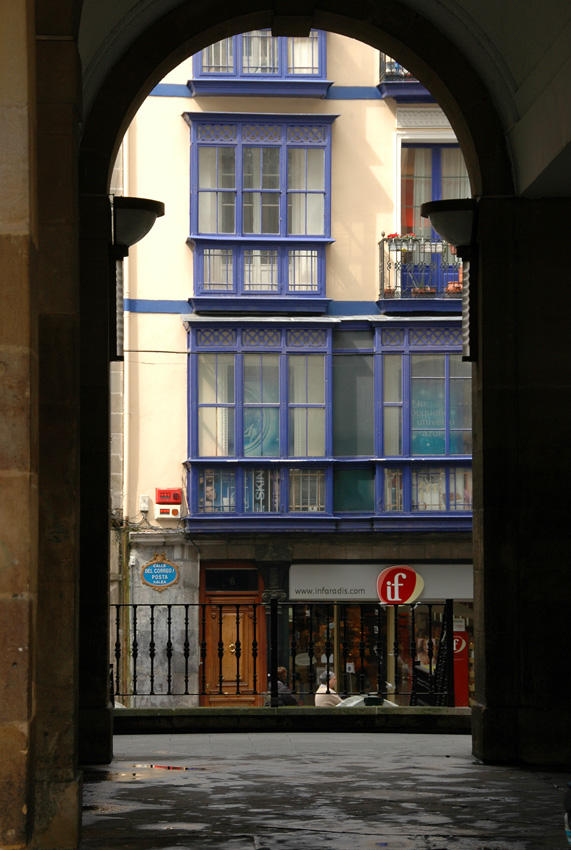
[33,3,84,845]
[471,197,571,766]
[78,191,114,765]
[0,4,38,845]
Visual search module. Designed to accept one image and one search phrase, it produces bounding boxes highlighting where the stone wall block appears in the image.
[0,349,33,472]
[0,721,29,847]
[0,236,32,344]
[0,473,37,595]
[0,596,32,721]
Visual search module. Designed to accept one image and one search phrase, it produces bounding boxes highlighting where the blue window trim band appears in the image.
[123,298,462,317]
[188,79,333,98]
[376,82,434,102]
[150,83,432,101]
[189,296,330,314]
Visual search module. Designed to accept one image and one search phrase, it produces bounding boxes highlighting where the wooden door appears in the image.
[200,594,264,706]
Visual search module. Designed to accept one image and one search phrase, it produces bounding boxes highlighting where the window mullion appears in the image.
[280,134,287,237]
[236,352,244,457]
[279,352,287,457]
[445,353,450,455]
[236,132,244,236]
[403,353,411,457]
[325,346,332,457]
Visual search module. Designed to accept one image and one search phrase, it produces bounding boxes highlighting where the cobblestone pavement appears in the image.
[81,733,568,849]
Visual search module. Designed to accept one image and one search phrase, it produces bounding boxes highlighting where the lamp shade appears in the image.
[420,199,475,248]
[113,196,165,251]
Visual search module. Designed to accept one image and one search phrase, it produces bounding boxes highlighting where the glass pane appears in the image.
[198,193,216,232]
[198,354,217,403]
[288,249,318,291]
[411,379,445,428]
[334,468,374,512]
[243,407,279,456]
[198,147,217,188]
[332,330,374,350]
[288,355,305,403]
[333,355,374,456]
[262,147,280,189]
[198,469,236,512]
[243,249,278,290]
[450,380,472,428]
[243,147,259,189]
[288,408,306,456]
[219,148,235,188]
[289,469,325,511]
[450,430,472,454]
[307,193,324,234]
[441,148,470,200]
[262,355,279,402]
[450,468,472,510]
[412,468,446,510]
[450,355,471,378]
[242,191,256,233]
[384,468,403,511]
[307,148,324,190]
[287,194,305,235]
[218,192,235,233]
[307,408,325,456]
[401,146,432,237]
[243,355,262,403]
[412,430,446,455]
[288,149,305,189]
[242,30,278,74]
[288,33,319,74]
[202,39,233,73]
[307,355,324,402]
[244,469,280,512]
[384,407,402,455]
[411,354,445,377]
[198,408,235,456]
[261,193,280,233]
[218,354,235,403]
[203,249,233,290]
[383,354,402,401]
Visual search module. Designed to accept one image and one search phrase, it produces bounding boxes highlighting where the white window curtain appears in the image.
[288,33,318,74]
[242,31,278,74]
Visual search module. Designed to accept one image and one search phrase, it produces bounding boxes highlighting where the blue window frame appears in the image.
[189,31,331,98]
[185,322,472,527]
[401,144,470,238]
[185,113,335,312]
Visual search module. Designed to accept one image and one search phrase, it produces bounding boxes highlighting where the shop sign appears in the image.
[453,629,470,706]
[290,562,473,602]
[141,555,179,591]
[377,566,424,605]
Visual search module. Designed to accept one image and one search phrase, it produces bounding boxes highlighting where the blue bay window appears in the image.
[189,30,330,97]
[185,322,472,529]
[401,144,470,237]
[185,113,335,313]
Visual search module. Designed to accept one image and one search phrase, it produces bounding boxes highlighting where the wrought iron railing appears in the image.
[379,235,463,299]
[379,54,416,82]
[110,598,457,708]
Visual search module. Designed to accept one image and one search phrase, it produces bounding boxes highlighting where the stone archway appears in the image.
[78,0,516,766]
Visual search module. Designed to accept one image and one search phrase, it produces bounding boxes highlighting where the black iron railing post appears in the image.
[269,597,278,707]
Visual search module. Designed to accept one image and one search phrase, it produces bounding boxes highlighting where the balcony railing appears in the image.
[379,54,416,82]
[110,598,460,708]
[379,235,463,299]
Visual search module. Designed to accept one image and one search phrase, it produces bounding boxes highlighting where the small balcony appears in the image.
[378,235,463,312]
[377,54,434,102]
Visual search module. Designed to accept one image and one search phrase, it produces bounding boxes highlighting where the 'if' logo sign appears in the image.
[377,566,424,604]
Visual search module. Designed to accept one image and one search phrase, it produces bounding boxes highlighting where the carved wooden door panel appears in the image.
[201,595,263,706]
